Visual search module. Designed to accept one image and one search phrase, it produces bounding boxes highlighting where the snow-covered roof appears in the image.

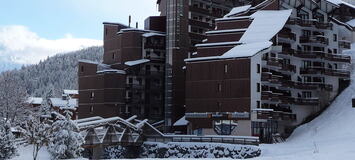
[239,9,292,43]
[186,41,272,62]
[142,32,165,37]
[327,0,355,9]
[173,116,189,126]
[78,59,101,65]
[63,89,78,95]
[221,41,272,58]
[206,28,247,34]
[96,69,126,74]
[49,98,77,108]
[216,16,252,22]
[124,59,150,66]
[75,116,104,124]
[223,5,252,18]
[195,41,241,47]
[27,97,43,105]
[347,19,355,27]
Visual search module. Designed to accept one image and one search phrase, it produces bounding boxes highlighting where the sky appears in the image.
[0,0,160,66]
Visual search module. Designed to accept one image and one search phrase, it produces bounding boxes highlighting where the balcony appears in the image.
[300,67,350,78]
[339,40,351,49]
[288,18,332,30]
[189,19,214,29]
[189,6,210,15]
[294,97,319,105]
[280,64,296,73]
[299,36,329,45]
[144,43,165,50]
[293,50,318,59]
[261,72,283,84]
[254,109,296,121]
[126,84,144,90]
[261,91,283,101]
[324,53,351,63]
[278,29,296,41]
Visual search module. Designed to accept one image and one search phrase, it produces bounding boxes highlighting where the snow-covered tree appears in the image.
[22,114,52,160]
[0,120,17,159]
[48,109,84,159]
[0,71,30,124]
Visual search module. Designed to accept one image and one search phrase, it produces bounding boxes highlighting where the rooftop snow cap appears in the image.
[185,41,272,62]
[124,59,150,66]
[239,9,292,43]
[223,5,251,18]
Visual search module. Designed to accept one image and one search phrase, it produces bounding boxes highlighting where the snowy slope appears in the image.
[251,47,355,160]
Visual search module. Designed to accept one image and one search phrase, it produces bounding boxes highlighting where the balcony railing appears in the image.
[287,18,332,30]
[282,48,350,63]
[299,36,329,45]
[300,67,350,77]
[254,109,296,121]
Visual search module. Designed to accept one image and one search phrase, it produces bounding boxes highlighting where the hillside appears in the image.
[0,46,103,97]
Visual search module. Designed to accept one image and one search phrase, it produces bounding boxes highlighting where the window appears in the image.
[333,34,337,41]
[90,106,94,114]
[257,83,260,92]
[257,101,260,108]
[213,120,238,135]
[304,76,312,82]
[333,49,338,54]
[105,28,108,35]
[334,63,338,69]
[128,78,133,84]
[302,91,312,98]
[302,30,311,37]
[257,64,260,73]
[90,92,94,100]
[218,83,222,92]
[303,61,312,68]
[80,66,84,72]
[112,53,115,59]
[224,64,228,73]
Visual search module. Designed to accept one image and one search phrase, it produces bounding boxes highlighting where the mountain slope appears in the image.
[0,46,103,97]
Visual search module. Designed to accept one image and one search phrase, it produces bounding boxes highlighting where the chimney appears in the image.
[129,15,131,27]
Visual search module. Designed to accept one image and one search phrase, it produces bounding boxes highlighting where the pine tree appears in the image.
[0,121,17,159]
[23,114,52,160]
[48,109,84,159]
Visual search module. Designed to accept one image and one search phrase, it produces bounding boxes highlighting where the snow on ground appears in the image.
[12,145,50,160]
[249,47,355,160]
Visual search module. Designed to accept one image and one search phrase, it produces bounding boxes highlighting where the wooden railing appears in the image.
[146,135,259,146]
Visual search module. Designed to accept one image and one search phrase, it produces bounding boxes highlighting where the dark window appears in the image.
[128,78,133,84]
[90,92,94,100]
[257,64,260,73]
[112,53,115,59]
[80,66,84,72]
[90,106,94,114]
[105,28,108,35]
[224,64,228,73]
[257,101,260,108]
[333,34,337,41]
[218,83,222,92]
[333,49,337,54]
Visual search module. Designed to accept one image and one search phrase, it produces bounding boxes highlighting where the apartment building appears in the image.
[157,0,257,132]
[78,17,166,122]
[184,0,354,142]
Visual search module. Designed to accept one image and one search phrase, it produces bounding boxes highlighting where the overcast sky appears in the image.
[0,0,160,65]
